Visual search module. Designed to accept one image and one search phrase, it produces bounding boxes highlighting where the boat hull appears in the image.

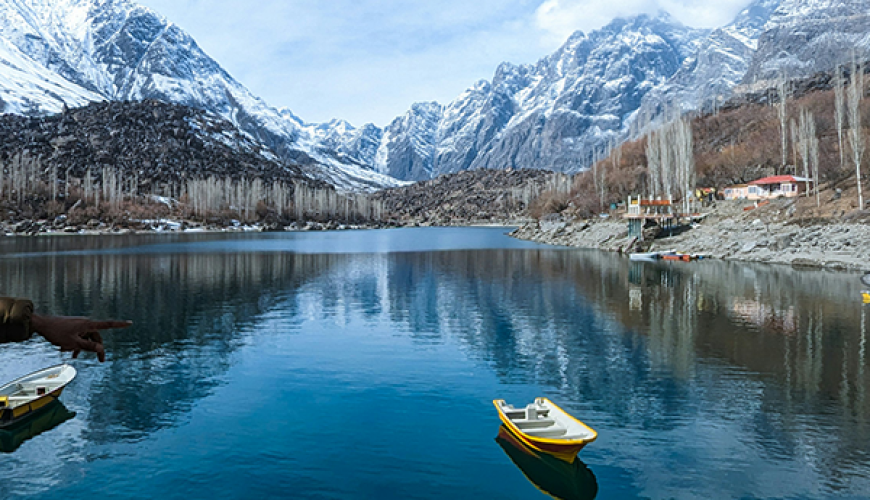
[0,399,76,453]
[0,387,64,428]
[497,417,589,463]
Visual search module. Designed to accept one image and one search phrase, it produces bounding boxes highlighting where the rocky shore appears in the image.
[0,217,396,236]
[511,197,870,272]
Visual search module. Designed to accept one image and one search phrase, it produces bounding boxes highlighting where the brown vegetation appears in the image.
[538,70,870,220]
[0,100,385,229]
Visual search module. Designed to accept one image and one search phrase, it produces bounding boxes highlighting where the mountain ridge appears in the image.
[2,0,870,187]
[0,0,405,191]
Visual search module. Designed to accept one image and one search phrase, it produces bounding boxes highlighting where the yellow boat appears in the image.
[0,364,76,428]
[0,399,76,453]
[493,397,597,463]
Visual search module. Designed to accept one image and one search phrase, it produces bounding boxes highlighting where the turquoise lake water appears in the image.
[0,227,869,499]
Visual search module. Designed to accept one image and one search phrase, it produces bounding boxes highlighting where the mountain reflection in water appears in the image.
[0,229,867,499]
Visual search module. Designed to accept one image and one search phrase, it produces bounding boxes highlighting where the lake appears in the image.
[0,227,868,499]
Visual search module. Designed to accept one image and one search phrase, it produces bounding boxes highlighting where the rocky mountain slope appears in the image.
[636,0,781,119]
[3,0,869,190]
[0,0,403,191]
[324,0,870,181]
[327,14,708,181]
[742,0,870,85]
[372,169,561,224]
[0,99,324,189]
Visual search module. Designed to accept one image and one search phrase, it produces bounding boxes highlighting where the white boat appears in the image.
[628,249,675,262]
[493,397,597,463]
[0,364,76,428]
[629,252,661,262]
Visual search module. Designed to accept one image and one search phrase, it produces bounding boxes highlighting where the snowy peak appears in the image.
[769,0,869,24]
[373,101,444,181]
[0,0,404,191]
[633,0,781,127]
[331,12,708,180]
[743,0,870,83]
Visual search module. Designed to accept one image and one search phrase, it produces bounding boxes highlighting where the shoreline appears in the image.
[508,199,870,272]
[4,207,867,274]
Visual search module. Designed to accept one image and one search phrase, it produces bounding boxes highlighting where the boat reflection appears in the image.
[496,425,598,500]
[0,399,76,453]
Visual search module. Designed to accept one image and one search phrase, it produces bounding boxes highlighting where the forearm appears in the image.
[0,297,35,344]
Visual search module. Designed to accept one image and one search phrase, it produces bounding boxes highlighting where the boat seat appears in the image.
[513,418,557,429]
[522,426,568,438]
[17,383,49,391]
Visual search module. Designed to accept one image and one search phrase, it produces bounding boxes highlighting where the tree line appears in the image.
[0,158,385,225]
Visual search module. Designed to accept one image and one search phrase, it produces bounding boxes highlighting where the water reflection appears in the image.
[0,400,75,453]
[0,251,341,443]
[0,230,867,498]
[496,426,598,500]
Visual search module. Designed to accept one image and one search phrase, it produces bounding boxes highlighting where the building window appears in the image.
[749,186,757,194]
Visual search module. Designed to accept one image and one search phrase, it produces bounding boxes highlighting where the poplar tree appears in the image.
[778,71,790,174]
[834,65,847,169]
[847,56,865,209]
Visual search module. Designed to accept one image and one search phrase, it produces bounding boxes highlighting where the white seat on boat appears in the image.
[523,426,568,438]
[514,418,556,429]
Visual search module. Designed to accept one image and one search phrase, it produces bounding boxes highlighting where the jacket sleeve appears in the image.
[0,297,34,344]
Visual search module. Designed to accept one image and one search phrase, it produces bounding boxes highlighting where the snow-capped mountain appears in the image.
[328,0,870,180]
[636,0,781,120]
[742,0,870,84]
[5,0,869,186]
[0,0,404,191]
[324,14,708,181]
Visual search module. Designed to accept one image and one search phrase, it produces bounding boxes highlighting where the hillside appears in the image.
[373,169,569,225]
[0,100,393,232]
[509,65,870,269]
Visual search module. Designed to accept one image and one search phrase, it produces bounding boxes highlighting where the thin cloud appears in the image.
[535,0,751,43]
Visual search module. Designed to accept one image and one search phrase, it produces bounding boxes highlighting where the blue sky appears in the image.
[137,0,752,127]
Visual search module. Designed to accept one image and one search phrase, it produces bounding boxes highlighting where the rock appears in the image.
[791,258,821,268]
[771,233,794,251]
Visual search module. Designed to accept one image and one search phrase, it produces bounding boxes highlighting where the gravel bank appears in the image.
[511,198,870,271]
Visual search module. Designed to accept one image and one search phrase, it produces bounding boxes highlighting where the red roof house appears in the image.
[725,175,813,200]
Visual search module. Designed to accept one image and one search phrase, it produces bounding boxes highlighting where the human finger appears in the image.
[76,337,106,361]
[84,332,105,362]
[88,320,132,330]
[84,331,104,345]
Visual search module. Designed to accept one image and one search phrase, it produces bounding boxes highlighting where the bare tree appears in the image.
[778,71,790,174]
[793,109,812,196]
[834,64,847,169]
[809,117,821,207]
[645,114,695,211]
[592,147,606,210]
[847,56,865,209]
[645,132,661,198]
[790,118,800,175]
[674,117,695,214]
